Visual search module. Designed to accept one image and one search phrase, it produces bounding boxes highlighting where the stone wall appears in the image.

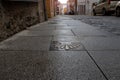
[0,1,41,41]
[38,0,45,21]
[0,0,4,28]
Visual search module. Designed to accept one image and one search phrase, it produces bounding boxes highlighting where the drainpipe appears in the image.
[43,0,48,21]
[54,0,56,16]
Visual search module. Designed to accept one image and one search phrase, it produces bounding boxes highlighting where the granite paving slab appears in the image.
[0,36,52,51]
[15,30,74,36]
[81,37,120,51]
[89,51,120,80]
[0,51,106,80]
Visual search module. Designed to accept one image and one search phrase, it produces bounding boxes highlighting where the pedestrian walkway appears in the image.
[0,15,120,80]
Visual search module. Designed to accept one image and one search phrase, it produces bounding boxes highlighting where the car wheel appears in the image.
[102,9,107,16]
[116,7,120,17]
[93,10,96,16]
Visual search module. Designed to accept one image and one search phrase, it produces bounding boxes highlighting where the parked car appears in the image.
[68,10,75,15]
[116,1,120,16]
[93,0,120,16]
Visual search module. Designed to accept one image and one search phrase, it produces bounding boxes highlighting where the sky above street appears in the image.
[58,0,67,3]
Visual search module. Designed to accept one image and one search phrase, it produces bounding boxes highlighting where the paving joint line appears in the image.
[71,29,76,36]
[87,49,120,51]
[15,36,53,37]
[0,50,49,51]
[1,49,120,52]
[49,35,54,51]
[82,45,109,80]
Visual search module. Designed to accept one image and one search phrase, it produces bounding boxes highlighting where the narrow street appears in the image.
[0,15,120,80]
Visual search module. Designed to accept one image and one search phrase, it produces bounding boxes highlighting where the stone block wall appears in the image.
[0,1,41,41]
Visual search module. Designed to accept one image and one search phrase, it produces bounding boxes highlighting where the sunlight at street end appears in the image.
[58,0,67,3]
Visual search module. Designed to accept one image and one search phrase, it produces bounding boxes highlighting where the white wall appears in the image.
[77,0,99,15]
[86,0,99,15]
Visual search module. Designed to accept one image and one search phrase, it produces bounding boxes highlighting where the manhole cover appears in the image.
[50,41,84,51]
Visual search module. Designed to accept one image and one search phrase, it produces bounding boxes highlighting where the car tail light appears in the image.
[108,0,111,4]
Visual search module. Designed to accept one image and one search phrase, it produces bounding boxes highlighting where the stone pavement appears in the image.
[0,15,120,80]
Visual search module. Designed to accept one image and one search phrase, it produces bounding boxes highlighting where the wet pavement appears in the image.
[0,15,120,80]
[69,15,120,36]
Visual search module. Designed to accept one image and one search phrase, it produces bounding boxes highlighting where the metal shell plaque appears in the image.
[50,41,84,51]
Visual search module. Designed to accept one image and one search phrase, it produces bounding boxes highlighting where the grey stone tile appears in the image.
[0,51,106,80]
[28,26,56,31]
[72,25,97,30]
[56,26,73,30]
[48,21,67,25]
[51,24,68,27]
[72,28,110,37]
[52,36,80,42]
[29,23,68,28]
[53,30,74,36]
[89,51,120,80]
[67,21,90,26]
[0,36,52,50]
[15,30,74,36]
[57,20,78,24]
[15,30,53,37]
[81,37,120,51]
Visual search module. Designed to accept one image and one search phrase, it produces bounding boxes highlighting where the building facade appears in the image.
[77,0,99,15]
[77,0,86,15]
[46,0,58,18]
[56,1,63,15]
[67,0,77,14]
[67,0,75,13]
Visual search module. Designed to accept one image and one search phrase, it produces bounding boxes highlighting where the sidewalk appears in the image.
[0,15,120,80]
